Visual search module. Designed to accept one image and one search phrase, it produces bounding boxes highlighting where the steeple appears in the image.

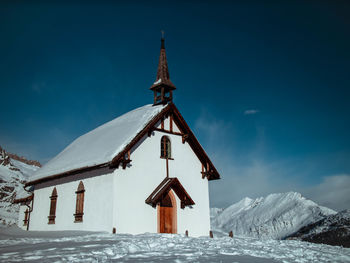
[150,35,176,105]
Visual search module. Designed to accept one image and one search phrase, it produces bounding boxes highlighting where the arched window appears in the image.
[74,181,85,222]
[161,136,171,158]
[48,187,57,224]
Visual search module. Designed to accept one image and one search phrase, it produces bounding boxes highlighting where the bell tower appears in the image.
[150,35,176,105]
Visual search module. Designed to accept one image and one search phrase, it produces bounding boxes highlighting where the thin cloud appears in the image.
[209,156,301,209]
[195,111,350,212]
[244,109,260,115]
[302,175,350,212]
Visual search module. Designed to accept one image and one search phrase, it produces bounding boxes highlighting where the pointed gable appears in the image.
[145,177,195,209]
[110,103,220,181]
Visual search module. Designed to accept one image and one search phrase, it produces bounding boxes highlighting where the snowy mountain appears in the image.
[211,192,336,239]
[287,209,350,247]
[0,146,40,225]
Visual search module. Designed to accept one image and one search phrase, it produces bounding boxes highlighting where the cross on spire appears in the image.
[150,34,176,105]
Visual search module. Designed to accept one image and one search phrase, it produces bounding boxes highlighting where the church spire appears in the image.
[150,34,176,105]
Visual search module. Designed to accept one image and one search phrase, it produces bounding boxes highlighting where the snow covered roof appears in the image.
[30,104,166,182]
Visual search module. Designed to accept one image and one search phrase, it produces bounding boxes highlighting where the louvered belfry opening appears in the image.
[48,187,57,224]
[74,181,85,222]
[150,37,176,105]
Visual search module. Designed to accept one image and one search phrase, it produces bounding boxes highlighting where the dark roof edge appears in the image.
[25,162,110,187]
[26,102,220,186]
[110,103,173,166]
[13,194,33,204]
[170,104,221,180]
[26,104,172,187]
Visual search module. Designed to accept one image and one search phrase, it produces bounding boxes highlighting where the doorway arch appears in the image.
[157,190,177,233]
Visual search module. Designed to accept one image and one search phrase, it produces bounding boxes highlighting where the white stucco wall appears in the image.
[29,173,114,232]
[113,117,210,237]
[29,114,212,237]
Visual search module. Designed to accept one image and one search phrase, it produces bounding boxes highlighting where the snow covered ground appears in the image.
[0,226,349,263]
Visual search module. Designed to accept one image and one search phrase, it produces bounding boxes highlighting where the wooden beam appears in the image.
[170,115,173,132]
[153,91,157,104]
[154,128,182,136]
[229,231,233,238]
[169,104,220,180]
[166,158,169,178]
[122,159,131,169]
[161,87,165,102]
[182,134,188,144]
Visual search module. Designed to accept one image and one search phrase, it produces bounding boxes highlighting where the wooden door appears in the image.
[158,190,177,234]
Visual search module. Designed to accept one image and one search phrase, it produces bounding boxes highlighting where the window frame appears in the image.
[160,136,172,159]
[48,187,57,224]
[74,181,85,223]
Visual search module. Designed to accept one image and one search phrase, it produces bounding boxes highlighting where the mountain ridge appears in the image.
[0,146,40,225]
[211,192,336,240]
[287,209,350,247]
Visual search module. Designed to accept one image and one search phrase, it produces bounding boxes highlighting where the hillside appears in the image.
[211,192,336,239]
[0,146,40,225]
[287,210,350,247]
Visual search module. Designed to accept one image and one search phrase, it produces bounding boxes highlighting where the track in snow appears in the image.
[0,227,349,263]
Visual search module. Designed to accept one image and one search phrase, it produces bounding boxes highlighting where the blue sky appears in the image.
[1,1,349,210]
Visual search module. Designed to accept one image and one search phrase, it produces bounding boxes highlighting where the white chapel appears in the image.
[15,38,221,237]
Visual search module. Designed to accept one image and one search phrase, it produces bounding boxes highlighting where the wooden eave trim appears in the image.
[145,177,170,205]
[111,102,220,180]
[145,177,195,208]
[150,83,176,91]
[110,104,173,168]
[26,102,219,186]
[170,104,220,180]
[25,162,110,187]
[13,195,33,204]
[25,105,172,186]
[170,178,195,207]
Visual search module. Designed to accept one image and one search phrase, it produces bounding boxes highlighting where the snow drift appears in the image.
[0,226,349,263]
